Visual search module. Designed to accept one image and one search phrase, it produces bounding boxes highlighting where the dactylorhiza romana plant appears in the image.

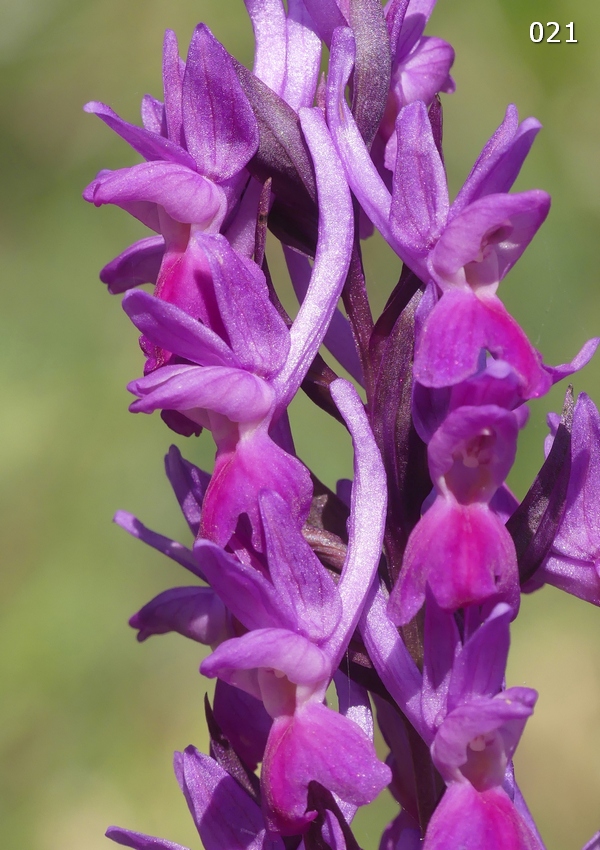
[84,2,600,848]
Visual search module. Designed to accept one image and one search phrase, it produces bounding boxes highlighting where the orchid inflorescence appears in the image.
[84,1,600,847]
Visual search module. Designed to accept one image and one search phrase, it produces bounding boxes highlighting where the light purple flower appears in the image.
[199,380,391,833]
[84,25,259,318]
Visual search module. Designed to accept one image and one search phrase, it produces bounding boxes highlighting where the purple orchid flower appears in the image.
[199,380,391,834]
[525,393,600,604]
[107,746,285,850]
[421,603,542,849]
[123,107,352,547]
[327,35,553,396]
[83,25,259,319]
[388,404,520,624]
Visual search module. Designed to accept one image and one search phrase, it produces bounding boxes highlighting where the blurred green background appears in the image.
[1,0,599,847]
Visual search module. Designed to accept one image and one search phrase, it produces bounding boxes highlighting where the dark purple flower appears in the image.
[379,0,455,168]
[388,405,520,623]
[327,40,552,396]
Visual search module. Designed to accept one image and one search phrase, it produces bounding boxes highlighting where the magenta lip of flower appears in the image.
[118,107,352,547]
[387,405,521,623]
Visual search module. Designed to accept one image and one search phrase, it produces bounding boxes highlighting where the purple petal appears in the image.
[300,0,347,45]
[213,679,272,771]
[273,108,353,410]
[393,36,455,106]
[446,603,513,712]
[200,425,312,548]
[389,101,449,264]
[427,405,519,502]
[414,288,551,398]
[129,586,228,645]
[201,629,332,692]
[543,336,600,385]
[85,161,227,228]
[83,101,196,168]
[282,0,322,110]
[359,581,426,742]
[222,175,263,257]
[431,688,537,787]
[245,0,288,96]
[201,236,290,377]
[421,593,460,729]
[259,490,342,642]
[193,539,297,632]
[83,170,160,231]
[178,747,284,850]
[182,25,259,180]
[162,30,184,146]
[122,289,240,368]
[262,702,391,834]
[113,509,200,575]
[128,364,275,424]
[152,232,227,329]
[490,484,519,523]
[551,392,600,561]
[379,811,422,850]
[106,827,188,850]
[100,236,165,293]
[140,94,164,134]
[535,394,600,603]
